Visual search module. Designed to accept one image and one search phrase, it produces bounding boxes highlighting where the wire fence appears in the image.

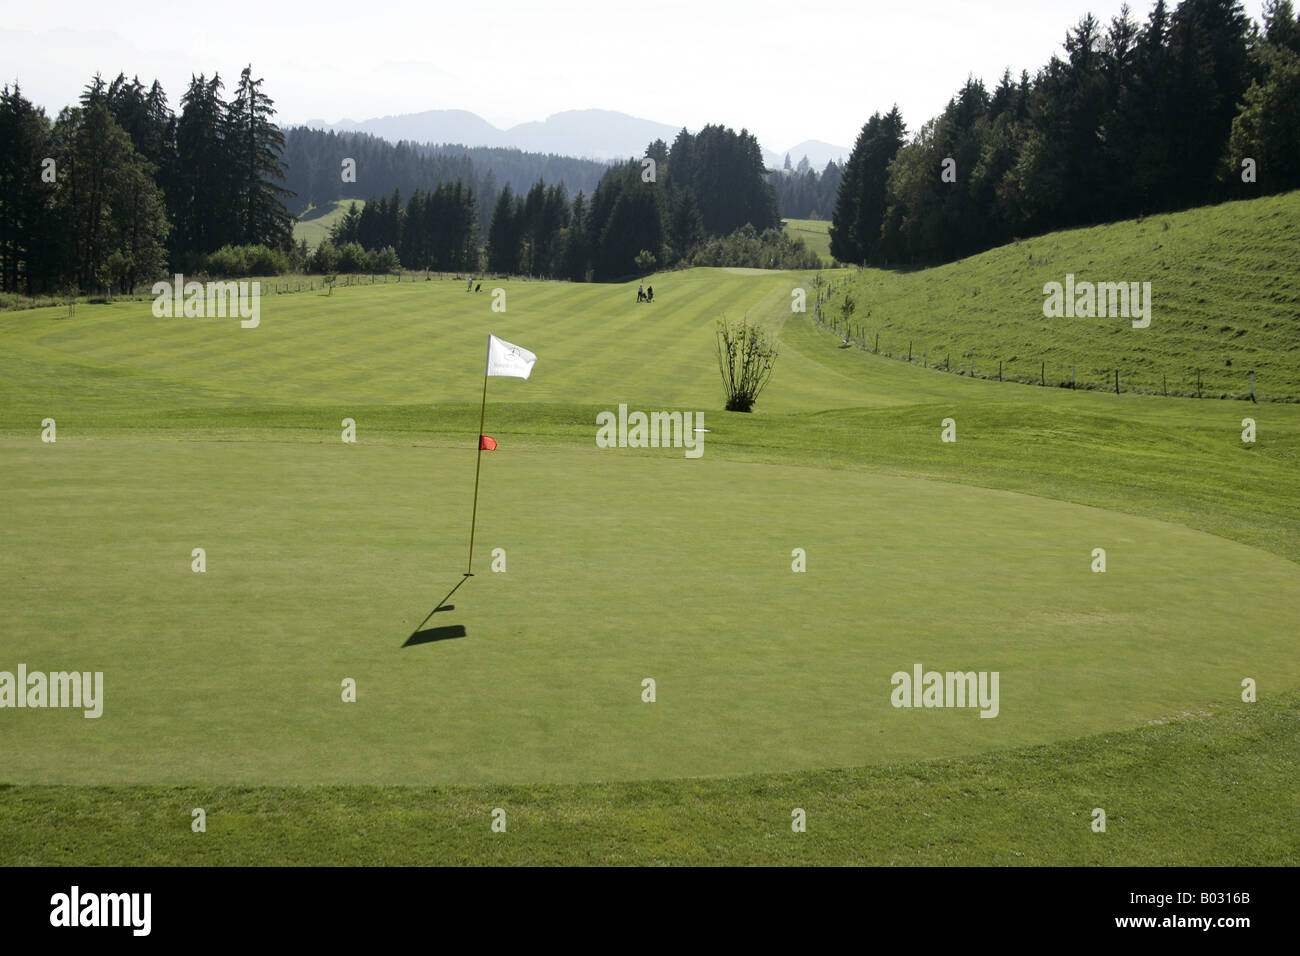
[808,282,1278,403]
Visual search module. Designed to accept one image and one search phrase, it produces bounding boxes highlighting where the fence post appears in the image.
[1163,373,1167,397]
[999,360,1002,382]
[970,357,974,377]
[1041,361,1045,386]
[1072,365,1076,389]
[1115,369,1120,394]
[1197,369,1202,398]
[908,341,912,362]
[874,332,879,353]
[1250,370,1255,402]
[924,349,928,368]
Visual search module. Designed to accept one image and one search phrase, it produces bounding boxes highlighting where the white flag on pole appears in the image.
[485,334,537,379]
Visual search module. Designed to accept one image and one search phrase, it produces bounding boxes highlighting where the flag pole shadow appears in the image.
[403,623,467,647]
[403,574,472,647]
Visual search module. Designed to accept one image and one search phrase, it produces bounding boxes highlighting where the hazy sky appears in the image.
[1,0,1269,152]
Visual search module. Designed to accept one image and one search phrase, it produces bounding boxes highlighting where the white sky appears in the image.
[0,0,1269,152]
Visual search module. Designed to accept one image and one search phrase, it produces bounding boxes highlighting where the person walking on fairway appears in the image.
[467,276,474,291]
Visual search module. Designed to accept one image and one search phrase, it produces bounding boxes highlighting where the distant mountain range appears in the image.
[298,108,850,170]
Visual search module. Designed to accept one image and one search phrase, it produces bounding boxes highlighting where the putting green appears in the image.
[3,437,1297,785]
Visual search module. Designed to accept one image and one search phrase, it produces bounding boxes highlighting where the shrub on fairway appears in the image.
[716,316,779,412]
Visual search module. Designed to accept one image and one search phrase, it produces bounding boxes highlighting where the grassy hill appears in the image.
[819,191,1300,400]
[783,217,835,266]
[2,195,1298,864]
[292,199,366,250]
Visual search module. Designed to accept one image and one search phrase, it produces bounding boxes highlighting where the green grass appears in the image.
[1,201,1297,863]
[2,694,1295,864]
[292,199,366,250]
[5,435,1296,786]
[821,190,1300,400]
[783,217,835,266]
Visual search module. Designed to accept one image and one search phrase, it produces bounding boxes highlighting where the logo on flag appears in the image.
[486,334,537,379]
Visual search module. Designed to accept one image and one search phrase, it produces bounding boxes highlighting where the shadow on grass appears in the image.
[403,575,472,647]
[299,203,343,222]
[403,624,468,647]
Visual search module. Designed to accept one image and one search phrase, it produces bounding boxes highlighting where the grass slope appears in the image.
[821,191,1300,400]
[783,218,835,266]
[292,199,366,250]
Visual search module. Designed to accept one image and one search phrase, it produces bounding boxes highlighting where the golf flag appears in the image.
[486,334,537,379]
[459,333,536,579]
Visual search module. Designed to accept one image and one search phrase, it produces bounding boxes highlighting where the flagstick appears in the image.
[465,350,490,576]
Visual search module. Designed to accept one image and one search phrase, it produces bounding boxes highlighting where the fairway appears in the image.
[783,218,835,266]
[3,255,1300,861]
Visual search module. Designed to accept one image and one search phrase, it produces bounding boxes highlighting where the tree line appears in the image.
[495,124,783,279]
[767,157,844,221]
[0,68,294,294]
[831,0,1300,266]
[330,124,789,280]
[323,181,480,273]
[282,126,610,235]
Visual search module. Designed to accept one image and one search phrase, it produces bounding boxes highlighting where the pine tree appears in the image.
[487,185,521,274]
[564,191,590,281]
[52,104,168,291]
[831,107,906,263]
[332,201,362,245]
[0,85,57,293]
[668,186,704,258]
[227,66,294,249]
[176,74,234,259]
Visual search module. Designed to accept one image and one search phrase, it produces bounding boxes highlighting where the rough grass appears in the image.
[2,692,1295,865]
[820,191,1300,400]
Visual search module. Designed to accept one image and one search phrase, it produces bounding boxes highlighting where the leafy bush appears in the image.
[205,244,291,277]
[690,225,820,270]
[309,241,341,274]
[367,246,401,273]
[336,242,368,274]
[715,317,779,412]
